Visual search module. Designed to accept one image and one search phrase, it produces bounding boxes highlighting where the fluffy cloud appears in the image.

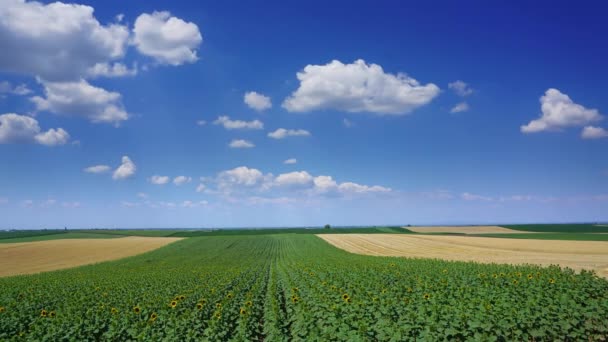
[133,11,202,65]
[87,62,137,78]
[448,80,473,97]
[283,158,297,164]
[0,113,69,146]
[244,91,272,111]
[229,139,255,148]
[218,166,265,187]
[581,126,608,139]
[274,171,313,187]
[312,175,338,193]
[214,116,263,130]
[450,102,469,113]
[113,156,136,180]
[268,128,310,139]
[207,166,391,199]
[0,0,129,81]
[149,175,170,185]
[173,175,192,185]
[196,184,206,193]
[521,89,603,133]
[34,128,70,146]
[215,166,272,195]
[0,81,32,95]
[31,79,129,125]
[310,176,390,195]
[83,165,111,173]
[282,59,439,115]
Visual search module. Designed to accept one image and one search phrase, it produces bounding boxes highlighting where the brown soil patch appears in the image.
[405,225,534,234]
[319,234,608,278]
[0,237,182,277]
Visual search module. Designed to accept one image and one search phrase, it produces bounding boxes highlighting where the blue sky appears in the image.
[0,0,607,229]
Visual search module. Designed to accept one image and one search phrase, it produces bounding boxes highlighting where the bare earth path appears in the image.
[319,234,608,278]
[0,237,182,277]
[405,225,535,234]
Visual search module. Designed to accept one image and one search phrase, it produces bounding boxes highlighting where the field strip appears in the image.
[405,225,536,234]
[319,234,608,278]
[0,236,182,277]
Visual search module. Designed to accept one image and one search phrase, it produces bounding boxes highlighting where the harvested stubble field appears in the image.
[319,234,608,278]
[0,236,182,277]
[405,225,535,234]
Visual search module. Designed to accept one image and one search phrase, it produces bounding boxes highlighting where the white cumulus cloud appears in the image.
[521,88,603,133]
[448,80,473,97]
[84,165,111,174]
[31,79,129,124]
[274,171,313,187]
[310,175,391,195]
[149,175,170,185]
[0,113,69,146]
[214,116,264,130]
[0,0,129,81]
[581,126,608,139]
[206,166,391,199]
[87,62,137,78]
[133,11,202,66]
[33,128,70,146]
[282,59,439,115]
[113,156,136,180]
[450,102,469,113]
[284,158,297,164]
[173,175,192,185]
[244,91,272,111]
[229,139,255,148]
[268,128,310,139]
[216,166,269,194]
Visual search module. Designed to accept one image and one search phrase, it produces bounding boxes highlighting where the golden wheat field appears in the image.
[404,225,536,234]
[319,234,608,278]
[0,237,182,277]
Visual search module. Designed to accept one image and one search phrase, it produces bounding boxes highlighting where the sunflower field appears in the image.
[1,235,607,341]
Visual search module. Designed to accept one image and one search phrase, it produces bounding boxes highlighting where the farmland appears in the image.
[319,234,608,278]
[406,226,535,234]
[1,233,608,340]
[0,237,181,277]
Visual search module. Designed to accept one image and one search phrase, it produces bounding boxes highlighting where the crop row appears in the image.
[1,235,607,340]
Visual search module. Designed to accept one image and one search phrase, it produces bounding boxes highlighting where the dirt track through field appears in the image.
[0,237,182,277]
[405,226,534,234]
[319,234,608,278]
